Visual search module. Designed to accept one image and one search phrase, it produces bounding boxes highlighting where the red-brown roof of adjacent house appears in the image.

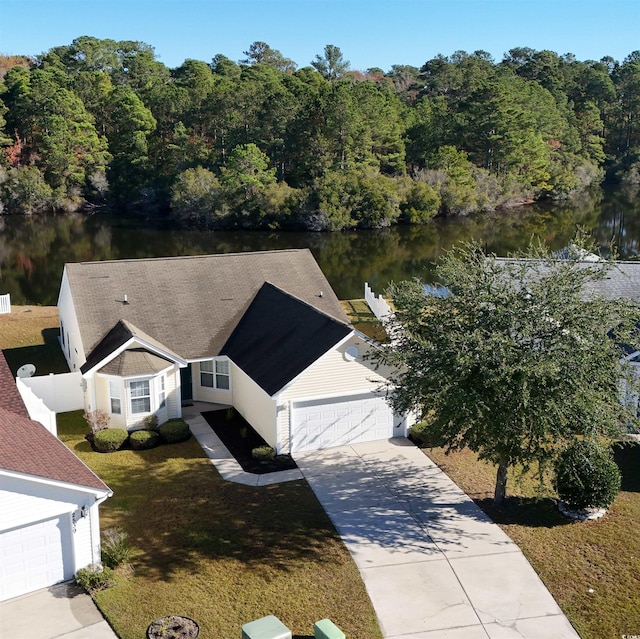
[0,351,109,492]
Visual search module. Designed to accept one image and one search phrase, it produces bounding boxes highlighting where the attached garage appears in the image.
[0,516,73,601]
[1,351,112,603]
[291,393,401,452]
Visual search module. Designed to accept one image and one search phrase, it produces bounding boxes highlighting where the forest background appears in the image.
[0,37,639,231]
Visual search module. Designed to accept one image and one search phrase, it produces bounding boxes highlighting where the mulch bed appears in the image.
[201,409,298,474]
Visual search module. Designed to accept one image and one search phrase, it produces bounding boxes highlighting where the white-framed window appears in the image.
[158,375,166,409]
[215,359,230,390]
[200,359,231,390]
[200,360,214,387]
[109,380,122,415]
[129,379,151,414]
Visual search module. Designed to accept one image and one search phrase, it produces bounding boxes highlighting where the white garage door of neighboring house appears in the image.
[291,393,398,453]
[0,516,73,601]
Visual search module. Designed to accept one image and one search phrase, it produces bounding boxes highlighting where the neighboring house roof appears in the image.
[494,259,640,303]
[0,351,109,492]
[221,282,353,395]
[66,249,349,364]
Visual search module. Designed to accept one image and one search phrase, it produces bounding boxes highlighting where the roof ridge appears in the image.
[68,248,311,267]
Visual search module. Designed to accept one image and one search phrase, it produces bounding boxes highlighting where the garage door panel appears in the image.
[0,517,73,601]
[292,394,395,452]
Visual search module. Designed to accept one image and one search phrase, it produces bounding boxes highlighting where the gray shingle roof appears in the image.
[494,259,640,302]
[98,349,173,376]
[65,249,350,364]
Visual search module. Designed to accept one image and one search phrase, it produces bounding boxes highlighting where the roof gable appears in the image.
[0,352,108,492]
[221,282,352,395]
[65,249,349,363]
[82,319,183,374]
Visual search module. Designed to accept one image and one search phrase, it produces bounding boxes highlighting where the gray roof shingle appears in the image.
[66,249,349,364]
[494,259,640,302]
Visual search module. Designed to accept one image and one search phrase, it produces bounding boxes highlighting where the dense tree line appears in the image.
[0,37,638,230]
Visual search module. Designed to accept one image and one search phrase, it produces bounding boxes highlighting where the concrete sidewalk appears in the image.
[296,438,580,639]
[0,582,118,639]
[186,413,303,486]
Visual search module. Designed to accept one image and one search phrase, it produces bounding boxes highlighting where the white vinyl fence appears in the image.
[17,372,84,436]
[364,282,392,322]
[0,294,10,314]
[16,378,57,435]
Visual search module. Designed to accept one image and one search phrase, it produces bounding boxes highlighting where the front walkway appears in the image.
[185,412,579,639]
[185,412,303,486]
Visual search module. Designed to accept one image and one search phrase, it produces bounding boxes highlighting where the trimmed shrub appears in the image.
[410,420,445,448]
[129,429,160,450]
[76,565,115,593]
[158,419,191,444]
[143,413,159,430]
[94,428,129,453]
[252,445,276,462]
[554,439,622,510]
[101,527,133,568]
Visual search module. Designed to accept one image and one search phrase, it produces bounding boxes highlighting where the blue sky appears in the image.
[2,0,638,71]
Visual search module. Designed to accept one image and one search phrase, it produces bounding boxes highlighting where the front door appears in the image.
[180,364,193,403]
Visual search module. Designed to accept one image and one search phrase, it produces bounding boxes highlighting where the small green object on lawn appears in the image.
[241,615,291,639]
[314,618,345,639]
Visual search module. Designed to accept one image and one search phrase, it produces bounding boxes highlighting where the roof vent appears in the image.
[318,291,323,298]
[123,294,129,305]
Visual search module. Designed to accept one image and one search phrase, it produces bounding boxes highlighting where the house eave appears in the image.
[0,468,112,500]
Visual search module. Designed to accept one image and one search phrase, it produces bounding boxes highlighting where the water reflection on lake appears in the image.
[0,185,638,305]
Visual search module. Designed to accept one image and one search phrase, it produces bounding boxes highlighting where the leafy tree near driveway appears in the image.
[373,239,640,504]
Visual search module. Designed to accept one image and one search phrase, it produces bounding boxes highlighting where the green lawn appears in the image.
[425,444,640,639]
[57,412,382,639]
[340,299,387,341]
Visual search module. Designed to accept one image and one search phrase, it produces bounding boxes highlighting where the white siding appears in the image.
[57,269,86,373]
[166,367,180,419]
[0,487,77,532]
[72,511,94,571]
[230,362,278,449]
[278,335,393,401]
[94,374,126,429]
[192,361,234,405]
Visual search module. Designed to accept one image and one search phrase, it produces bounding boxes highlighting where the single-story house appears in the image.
[57,249,409,454]
[0,351,111,602]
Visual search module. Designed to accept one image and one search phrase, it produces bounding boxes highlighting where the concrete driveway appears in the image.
[0,582,117,639]
[295,438,580,639]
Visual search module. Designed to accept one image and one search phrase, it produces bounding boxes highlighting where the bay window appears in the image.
[129,379,151,414]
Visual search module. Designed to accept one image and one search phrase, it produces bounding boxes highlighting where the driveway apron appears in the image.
[295,438,580,639]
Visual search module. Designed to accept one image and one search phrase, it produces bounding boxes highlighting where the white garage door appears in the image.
[291,393,396,452]
[0,516,73,601]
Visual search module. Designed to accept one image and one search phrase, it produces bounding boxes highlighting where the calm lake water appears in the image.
[1,185,639,305]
